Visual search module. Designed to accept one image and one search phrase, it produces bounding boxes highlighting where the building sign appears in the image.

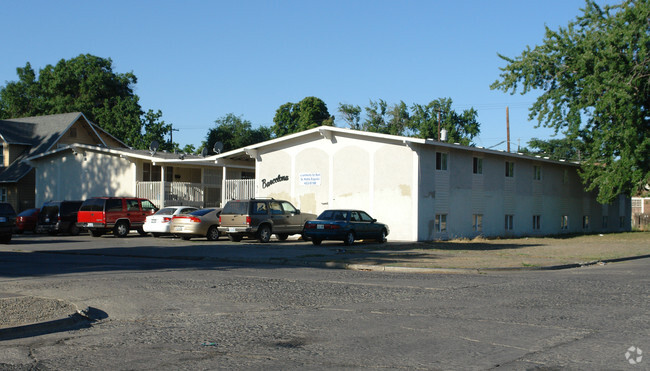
[261,174,289,189]
[299,173,321,186]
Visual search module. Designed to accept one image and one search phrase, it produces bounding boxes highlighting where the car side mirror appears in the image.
[295,209,301,215]
[371,218,377,223]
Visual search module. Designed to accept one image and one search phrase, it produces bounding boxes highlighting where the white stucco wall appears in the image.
[33,149,136,207]
[255,133,418,241]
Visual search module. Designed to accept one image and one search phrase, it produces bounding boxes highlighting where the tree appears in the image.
[520,137,587,161]
[409,98,479,145]
[337,103,362,130]
[139,109,174,152]
[0,54,172,149]
[360,99,411,136]
[203,113,272,154]
[490,0,650,203]
[272,96,334,137]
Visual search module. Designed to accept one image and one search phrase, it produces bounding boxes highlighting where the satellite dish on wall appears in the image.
[213,141,224,154]
[149,140,160,156]
[201,147,208,157]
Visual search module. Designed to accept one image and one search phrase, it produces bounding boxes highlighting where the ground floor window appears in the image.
[532,215,541,230]
[561,215,569,230]
[582,216,590,229]
[505,214,514,230]
[0,187,6,202]
[435,214,447,233]
[472,214,482,232]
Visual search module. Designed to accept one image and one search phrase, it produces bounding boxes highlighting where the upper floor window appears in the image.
[533,165,542,180]
[0,144,4,167]
[505,161,515,177]
[436,152,448,170]
[0,187,6,202]
[473,157,483,174]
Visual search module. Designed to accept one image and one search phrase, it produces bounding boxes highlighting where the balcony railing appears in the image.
[136,179,256,208]
[224,179,255,201]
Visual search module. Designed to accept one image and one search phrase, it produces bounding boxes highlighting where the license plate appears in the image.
[151,219,156,223]
[317,224,324,229]
[87,223,94,227]
[228,227,237,232]
[174,226,184,231]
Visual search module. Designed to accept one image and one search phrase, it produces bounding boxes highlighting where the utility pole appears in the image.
[437,110,441,141]
[506,106,511,152]
[170,125,179,146]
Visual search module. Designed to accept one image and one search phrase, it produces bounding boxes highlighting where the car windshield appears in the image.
[190,209,215,216]
[318,210,348,221]
[156,208,176,215]
[223,201,248,215]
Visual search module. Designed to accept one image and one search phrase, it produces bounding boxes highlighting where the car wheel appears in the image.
[378,229,387,243]
[69,223,80,236]
[311,239,322,246]
[151,233,161,238]
[114,221,130,238]
[206,226,220,241]
[343,231,355,246]
[181,235,192,241]
[137,227,147,236]
[90,229,103,237]
[257,225,271,243]
[228,234,243,242]
[277,233,289,241]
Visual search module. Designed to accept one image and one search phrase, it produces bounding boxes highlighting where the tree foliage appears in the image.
[490,0,650,202]
[520,137,587,161]
[272,96,334,137]
[0,54,173,149]
[203,113,272,155]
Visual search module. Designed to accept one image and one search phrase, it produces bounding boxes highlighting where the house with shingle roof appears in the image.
[0,112,127,211]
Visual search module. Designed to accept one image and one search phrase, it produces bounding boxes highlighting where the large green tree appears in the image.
[0,54,172,149]
[521,137,587,161]
[203,113,272,154]
[490,0,650,203]
[272,96,334,137]
[409,98,479,145]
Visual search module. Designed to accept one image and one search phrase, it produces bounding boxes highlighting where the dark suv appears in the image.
[77,197,158,237]
[35,200,83,235]
[218,198,315,243]
[0,202,17,243]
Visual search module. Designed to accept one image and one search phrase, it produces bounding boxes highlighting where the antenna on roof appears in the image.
[213,141,223,154]
[149,140,159,156]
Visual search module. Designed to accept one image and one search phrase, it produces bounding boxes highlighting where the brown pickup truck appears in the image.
[218,198,315,243]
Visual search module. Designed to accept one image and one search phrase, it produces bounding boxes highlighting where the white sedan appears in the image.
[143,206,198,237]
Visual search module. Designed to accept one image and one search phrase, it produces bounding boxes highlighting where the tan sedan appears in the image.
[169,208,222,241]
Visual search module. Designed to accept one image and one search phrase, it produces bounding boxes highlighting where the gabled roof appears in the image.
[209,125,580,167]
[0,112,128,182]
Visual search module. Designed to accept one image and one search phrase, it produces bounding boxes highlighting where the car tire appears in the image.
[378,229,387,243]
[228,234,243,242]
[181,235,192,241]
[69,223,80,236]
[137,227,147,236]
[277,233,289,241]
[114,221,130,238]
[257,225,271,243]
[343,231,355,246]
[311,239,322,246]
[90,229,103,237]
[151,233,161,238]
[206,226,220,241]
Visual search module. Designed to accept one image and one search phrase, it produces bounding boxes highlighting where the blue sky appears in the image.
[1,0,615,150]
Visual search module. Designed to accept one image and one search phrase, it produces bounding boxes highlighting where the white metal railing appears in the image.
[224,179,255,201]
[136,181,222,208]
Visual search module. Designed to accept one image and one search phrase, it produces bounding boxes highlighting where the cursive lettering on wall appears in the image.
[261,174,289,189]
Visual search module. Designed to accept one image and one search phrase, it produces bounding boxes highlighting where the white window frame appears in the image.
[436,152,448,171]
[505,214,514,230]
[435,214,447,233]
[472,214,483,232]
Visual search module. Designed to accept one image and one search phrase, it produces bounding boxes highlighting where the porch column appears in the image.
[160,165,166,208]
[221,166,227,207]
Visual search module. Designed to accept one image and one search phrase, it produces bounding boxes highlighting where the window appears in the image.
[242,171,255,179]
[472,214,483,232]
[281,201,297,214]
[359,211,374,222]
[533,165,542,180]
[269,201,282,215]
[472,157,483,174]
[0,187,6,202]
[106,199,122,212]
[505,214,514,230]
[165,166,174,182]
[602,216,608,228]
[561,215,569,230]
[435,214,447,233]
[0,144,4,167]
[582,216,590,229]
[533,215,541,230]
[505,161,515,177]
[141,200,157,212]
[436,152,448,170]
[127,199,140,211]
